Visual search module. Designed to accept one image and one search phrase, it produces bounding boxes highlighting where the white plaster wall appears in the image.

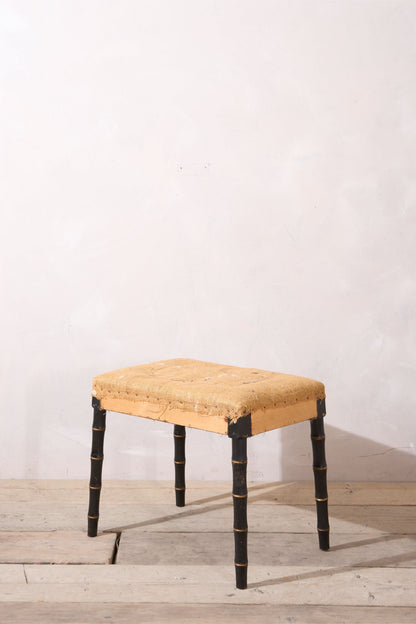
[1,0,415,481]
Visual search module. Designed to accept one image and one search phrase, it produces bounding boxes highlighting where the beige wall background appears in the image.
[1,0,415,481]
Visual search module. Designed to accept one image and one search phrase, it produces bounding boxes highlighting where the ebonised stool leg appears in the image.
[310,399,329,550]
[88,397,106,537]
[174,425,186,507]
[232,437,248,589]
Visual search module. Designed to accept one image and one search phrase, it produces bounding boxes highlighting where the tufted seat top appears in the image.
[92,358,325,435]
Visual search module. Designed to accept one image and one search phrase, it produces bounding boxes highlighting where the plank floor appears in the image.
[0,481,415,623]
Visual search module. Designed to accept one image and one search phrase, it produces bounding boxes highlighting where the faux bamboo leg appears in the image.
[174,424,186,507]
[232,437,248,589]
[311,414,330,550]
[88,398,106,537]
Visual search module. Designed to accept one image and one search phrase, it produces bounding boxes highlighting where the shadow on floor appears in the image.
[106,424,416,534]
[279,422,416,482]
[105,424,416,587]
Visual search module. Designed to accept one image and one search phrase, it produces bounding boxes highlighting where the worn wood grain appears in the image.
[1,503,414,534]
[116,532,416,567]
[2,603,415,624]
[0,531,117,564]
[2,566,416,605]
[0,565,26,584]
[1,481,415,505]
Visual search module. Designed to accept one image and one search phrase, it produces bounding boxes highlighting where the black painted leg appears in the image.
[310,401,329,550]
[232,437,248,589]
[88,397,106,537]
[174,425,186,507]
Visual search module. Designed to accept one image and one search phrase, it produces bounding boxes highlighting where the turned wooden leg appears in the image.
[232,437,248,589]
[311,399,329,550]
[174,425,186,507]
[88,397,106,537]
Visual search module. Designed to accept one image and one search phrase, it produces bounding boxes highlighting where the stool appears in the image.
[88,358,329,589]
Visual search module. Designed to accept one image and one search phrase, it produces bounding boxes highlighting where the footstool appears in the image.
[88,358,329,589]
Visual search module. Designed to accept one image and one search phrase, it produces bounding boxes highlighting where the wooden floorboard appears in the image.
[0,481,415,622]
[1,480,415,505]
[116,532,416,567]
[1,503,415,533]
[2,567,416,605]
[0,531,117,564]
[2,603,415,624]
